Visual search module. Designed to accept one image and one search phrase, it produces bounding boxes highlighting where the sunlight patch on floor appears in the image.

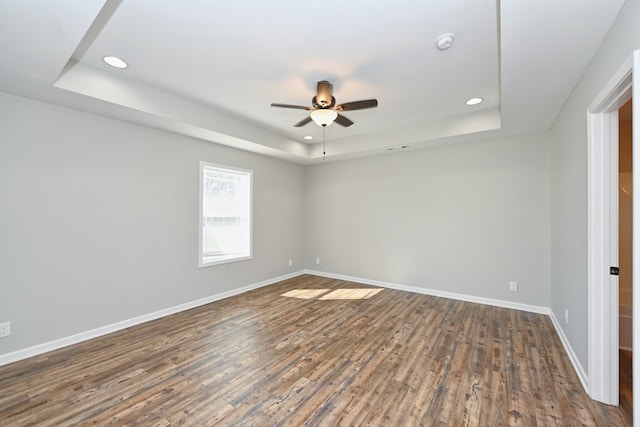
[281,289,332,299]
[281,288,383,300]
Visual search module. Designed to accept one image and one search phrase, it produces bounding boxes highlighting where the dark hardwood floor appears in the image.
[620,349,633,425]
[0,275,630,426]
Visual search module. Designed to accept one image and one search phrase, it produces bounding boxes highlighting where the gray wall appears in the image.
[549,0,640,369]
[305,133,551,307]
[0,92,305,355]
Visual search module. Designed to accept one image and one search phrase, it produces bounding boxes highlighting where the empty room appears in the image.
[1,1,640,425]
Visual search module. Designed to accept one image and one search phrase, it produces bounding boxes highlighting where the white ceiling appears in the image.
[0,0,627,164]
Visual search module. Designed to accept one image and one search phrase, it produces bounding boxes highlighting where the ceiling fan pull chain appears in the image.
[323,125,326,160]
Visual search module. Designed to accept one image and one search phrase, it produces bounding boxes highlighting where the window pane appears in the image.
[200,162,252,266]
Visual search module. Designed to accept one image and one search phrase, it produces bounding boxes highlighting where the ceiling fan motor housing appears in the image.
[312,95,336,109]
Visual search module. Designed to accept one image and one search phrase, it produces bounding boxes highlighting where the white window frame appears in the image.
[199,161,253,267]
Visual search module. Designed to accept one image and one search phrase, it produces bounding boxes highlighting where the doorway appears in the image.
[587,50,638,411]
[619,97,633,422]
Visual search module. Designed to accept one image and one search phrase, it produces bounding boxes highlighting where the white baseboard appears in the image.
[548,310,589,393]
[305,269,590,394]
[0,271,304,366]
[304,269,551,314]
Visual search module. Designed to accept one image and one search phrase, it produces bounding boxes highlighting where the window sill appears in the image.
[199,254,252,268]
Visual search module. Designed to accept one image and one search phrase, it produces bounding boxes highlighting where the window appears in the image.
[199,162,252,267]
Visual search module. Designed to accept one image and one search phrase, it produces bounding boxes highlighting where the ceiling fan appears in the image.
[271,80,378,128]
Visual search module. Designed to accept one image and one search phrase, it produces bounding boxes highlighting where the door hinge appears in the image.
[610,266,620,275]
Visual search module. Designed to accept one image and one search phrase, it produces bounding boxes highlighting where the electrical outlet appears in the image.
[509,281,518,292]
[316,257,320,265]
[288,259,293,267]
[564,308,569,324]
[0,321,11,338]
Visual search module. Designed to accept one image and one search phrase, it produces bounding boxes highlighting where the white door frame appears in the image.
[587,50,637,407]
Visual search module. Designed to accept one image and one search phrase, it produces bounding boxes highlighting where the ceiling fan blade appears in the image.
[293,116,313,127]
[336,99,378,111]
[271,103,312,110]
[334,113,354,127]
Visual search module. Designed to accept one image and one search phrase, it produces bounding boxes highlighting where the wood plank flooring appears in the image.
[620,349,633,425]
[0,275,629,426]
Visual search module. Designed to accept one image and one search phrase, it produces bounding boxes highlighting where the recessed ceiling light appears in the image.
[466,97,483,106]
[103,56,128,69]
[303,135,314,140]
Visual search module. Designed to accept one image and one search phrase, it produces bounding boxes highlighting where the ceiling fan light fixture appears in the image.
[310,109,338,127]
